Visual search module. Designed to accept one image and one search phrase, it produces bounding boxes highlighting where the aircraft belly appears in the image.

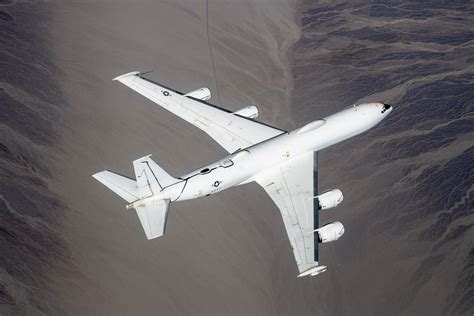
[176,132,313,201]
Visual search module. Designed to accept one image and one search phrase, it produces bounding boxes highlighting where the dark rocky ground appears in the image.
[0,1,78,314]
[0,0,473,315]
[290,1,473,315]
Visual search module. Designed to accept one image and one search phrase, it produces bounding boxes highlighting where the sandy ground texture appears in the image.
[45,0,308,315]
[1,0,472,315]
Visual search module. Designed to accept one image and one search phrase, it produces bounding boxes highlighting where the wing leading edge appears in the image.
[113,71,285,153]
[256,152,320,274]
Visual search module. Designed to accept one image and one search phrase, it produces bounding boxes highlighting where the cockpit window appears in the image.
[381,104,391,113]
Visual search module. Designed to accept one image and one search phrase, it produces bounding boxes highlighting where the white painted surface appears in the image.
[94,72,393,276]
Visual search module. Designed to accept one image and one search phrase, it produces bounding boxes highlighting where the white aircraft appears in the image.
[93,71,392,277]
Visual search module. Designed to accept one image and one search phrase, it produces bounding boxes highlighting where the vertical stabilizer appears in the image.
[132,155,179,198]
[93,156,176,240]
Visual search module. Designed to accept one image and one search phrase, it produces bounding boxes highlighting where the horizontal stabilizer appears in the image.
[92,171,139,203]
[134,199,170,239]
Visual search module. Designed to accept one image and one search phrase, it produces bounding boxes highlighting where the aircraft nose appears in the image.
[381,103,392,114]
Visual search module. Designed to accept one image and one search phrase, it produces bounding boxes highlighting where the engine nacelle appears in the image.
[184,87,211,101]
[233,105,259,119]
[317,221,345,243]
[316,189,343,210]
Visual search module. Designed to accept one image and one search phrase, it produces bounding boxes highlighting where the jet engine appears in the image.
[233,105,259,119]
[184,88,211,101]
[316,189,343,210]
[317,221,345,243]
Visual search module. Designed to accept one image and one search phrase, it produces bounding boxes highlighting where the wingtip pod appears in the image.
[112,71,141,82]
[297,265,328,277]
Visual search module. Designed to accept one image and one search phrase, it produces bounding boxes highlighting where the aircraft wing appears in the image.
[113,71,285,153]
[255,151,320,274]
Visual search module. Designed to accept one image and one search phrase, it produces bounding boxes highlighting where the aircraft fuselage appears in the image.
[153,103,392,202]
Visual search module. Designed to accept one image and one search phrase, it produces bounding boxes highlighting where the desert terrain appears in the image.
[0,0,472,315]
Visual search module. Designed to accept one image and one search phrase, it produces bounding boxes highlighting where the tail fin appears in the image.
[132,155,179,198]
[92,171,139,203]
[93,155,178,240]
